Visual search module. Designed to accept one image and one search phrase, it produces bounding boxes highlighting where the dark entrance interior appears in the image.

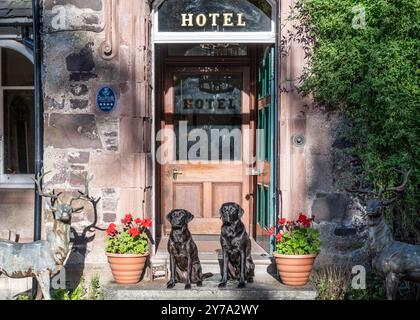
[155,43,276,254]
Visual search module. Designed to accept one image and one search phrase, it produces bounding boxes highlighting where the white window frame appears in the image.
[0,40,34,188]
[152,0,276,44]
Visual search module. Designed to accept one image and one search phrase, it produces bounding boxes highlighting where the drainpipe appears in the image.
[32,0,43,242]
[31,0,43,298]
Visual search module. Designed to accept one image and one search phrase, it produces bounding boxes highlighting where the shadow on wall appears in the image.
[305,111,370,270]
[66,196,105,289]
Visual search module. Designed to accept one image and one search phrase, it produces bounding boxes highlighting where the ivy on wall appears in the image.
[287,0,419,242]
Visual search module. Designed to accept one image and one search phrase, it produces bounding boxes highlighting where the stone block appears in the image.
[68,151,90,164]
[312,193,348,223]
[120,117,144,153]
[97,116,119,152]
[44,0,103,11]
[118,189,143,217]
[306,154,334,195]
[306,113,333,155]
[43,1,104,34]
[102,198,118,212]
[45,114,102,149]
[89,153,121,188]
[103,212,116,223]
[120,153,142,188]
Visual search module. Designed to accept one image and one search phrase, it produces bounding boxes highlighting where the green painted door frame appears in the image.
[256,45,277,253]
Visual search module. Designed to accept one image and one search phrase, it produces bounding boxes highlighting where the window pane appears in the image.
[174,74,242,115]
[173,73,242,161]
[158,0,272,32]
[2,48,34,86]
[168,43,248,57]
[3,90,35,174]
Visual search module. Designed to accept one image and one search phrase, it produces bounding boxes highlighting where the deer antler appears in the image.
[70,172,104,232]
[32,167,62,207]
[346,171,376,195]
[70,172,101,206]
[381,169,411,205]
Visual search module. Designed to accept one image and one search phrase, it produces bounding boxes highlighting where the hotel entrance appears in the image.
[153,1,277,254]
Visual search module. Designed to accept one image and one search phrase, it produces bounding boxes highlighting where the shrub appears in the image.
[288,0,420,245]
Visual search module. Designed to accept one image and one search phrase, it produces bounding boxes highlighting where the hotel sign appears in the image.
[181,13,247,28]
[158,0,272,33]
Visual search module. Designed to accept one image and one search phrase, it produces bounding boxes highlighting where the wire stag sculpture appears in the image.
[348,169,420,299]
[0,168,100,300]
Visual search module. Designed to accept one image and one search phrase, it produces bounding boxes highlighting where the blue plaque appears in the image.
[96,86,116,112]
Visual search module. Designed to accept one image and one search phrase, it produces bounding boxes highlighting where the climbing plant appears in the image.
[287,0,420,243]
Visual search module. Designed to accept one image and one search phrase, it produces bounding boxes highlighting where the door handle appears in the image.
[249,168,264,176]
[172,168,183,180]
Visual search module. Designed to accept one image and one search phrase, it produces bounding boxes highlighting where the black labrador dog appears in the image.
[166,209,204,289]
[219,202,255,288]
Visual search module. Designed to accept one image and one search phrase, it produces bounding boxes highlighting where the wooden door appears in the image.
[160,67,252,235]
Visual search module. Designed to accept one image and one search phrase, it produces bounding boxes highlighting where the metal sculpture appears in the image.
[348,169,420,299]
[0,169,99,300]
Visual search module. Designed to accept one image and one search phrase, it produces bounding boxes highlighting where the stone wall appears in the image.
[41,0,153,282]
[305,110,369,269]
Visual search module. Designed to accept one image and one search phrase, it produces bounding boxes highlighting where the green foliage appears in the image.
[105,231,149,254]
[276,228,321,255]
[345,272,386,300]
[312,266,387,300]
[88,275,104,300]
[311,265,351,300]
[16,294,30,300]
[51,275,104,300]
[52,277,87,300]
[291,0,420,243]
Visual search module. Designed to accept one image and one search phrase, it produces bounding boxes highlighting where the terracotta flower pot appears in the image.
[273,253,317,286]
[106,252,149,284]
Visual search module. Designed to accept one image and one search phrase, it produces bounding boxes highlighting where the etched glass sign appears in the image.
[174,74,242,115]
[173,73,243,161]
[158,0,272,32]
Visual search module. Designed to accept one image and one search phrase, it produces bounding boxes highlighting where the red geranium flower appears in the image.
[128,227,140,239]
[267,226,275,236]
[141,218,152,228]
[121,213,133,225]
[276,233,283,242]
[279,218,287,225]
[106,223,116,236]
[134,218,142,224]
[298,213,311,227]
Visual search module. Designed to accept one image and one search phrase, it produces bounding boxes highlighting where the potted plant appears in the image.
[271,213,321,286]
[105,214,152,284]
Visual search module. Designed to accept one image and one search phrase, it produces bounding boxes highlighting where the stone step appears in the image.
[151,252,274,275]
[104,274,317,300]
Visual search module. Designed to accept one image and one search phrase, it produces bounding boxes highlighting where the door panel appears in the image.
[173,183,203,217]
[161,67,252,235]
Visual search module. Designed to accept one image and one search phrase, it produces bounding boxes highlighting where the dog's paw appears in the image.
[185,284,192,290]
[218,282,227,288]
[197,281,203,287]
[167,281,176,289]
[237,282,246,289]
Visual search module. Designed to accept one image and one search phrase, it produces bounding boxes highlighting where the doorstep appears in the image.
[104,275,317,300]
[151,236,273,275]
